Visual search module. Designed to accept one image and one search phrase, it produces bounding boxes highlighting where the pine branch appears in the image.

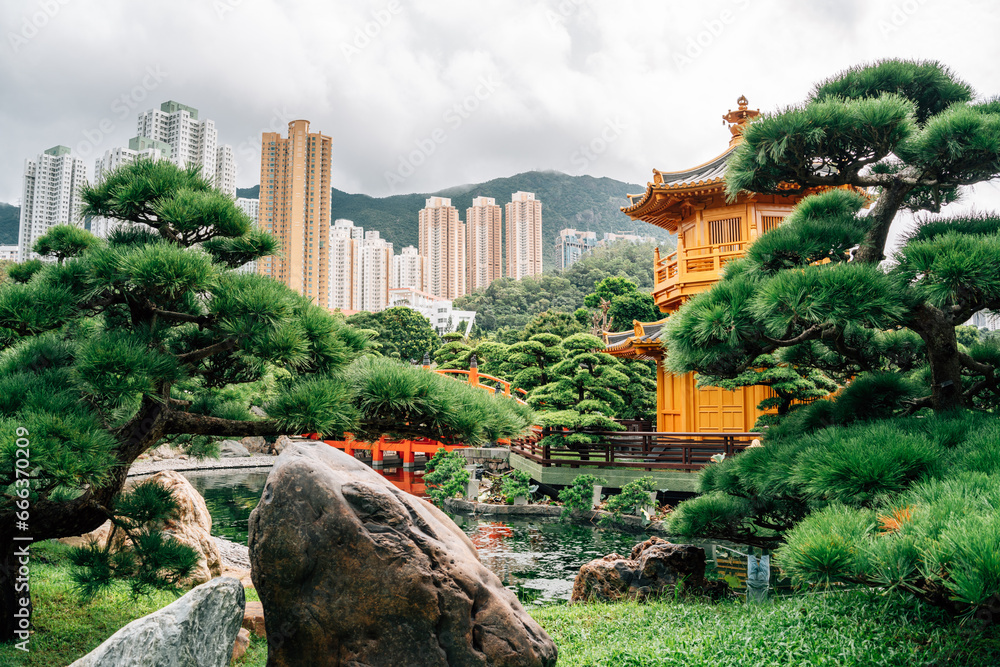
[176,338,237,365]
[163,410,283,437]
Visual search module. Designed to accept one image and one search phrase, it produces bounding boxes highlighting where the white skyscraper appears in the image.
[392,245,426,291]
[18,146,88,262]
[136,101,234,190]
[234,197,260,274]
[358,230,393,313]
[215,144,237,197]
[91,137,172,238]
[328,219,363,311]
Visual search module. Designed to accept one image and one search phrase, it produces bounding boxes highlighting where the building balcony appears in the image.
[654,241,746,311]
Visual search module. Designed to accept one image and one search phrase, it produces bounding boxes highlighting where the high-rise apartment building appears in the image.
[18,146,88,262]
[137,101,217,176]
[233,197,260,274]
[418,196,466,299]
[556,228,598,269]
[358,230,393,313]
[392,245,426,291]
[328,219,362,310]
[466,196,502,292]
[135,100,236,195]
[215,144,237,196]
[257,119,333,305]
[506,191,543,279]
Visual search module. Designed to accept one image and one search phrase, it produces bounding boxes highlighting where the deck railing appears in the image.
[509,431,760,472]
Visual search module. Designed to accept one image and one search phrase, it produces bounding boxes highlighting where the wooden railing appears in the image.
[654,242,748,290]
[509,431,759,472]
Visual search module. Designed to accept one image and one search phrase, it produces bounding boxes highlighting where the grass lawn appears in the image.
[533,592,1000,667]
[4,541,998,666]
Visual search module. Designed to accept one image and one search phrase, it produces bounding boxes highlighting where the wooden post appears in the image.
[372,436,385,466]
[402,443,416,469]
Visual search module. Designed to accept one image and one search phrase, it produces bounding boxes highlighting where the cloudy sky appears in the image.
[3,0,1000,243]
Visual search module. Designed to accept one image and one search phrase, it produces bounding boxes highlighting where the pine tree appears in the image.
[0,160,532,641]
[665,60,1000,414]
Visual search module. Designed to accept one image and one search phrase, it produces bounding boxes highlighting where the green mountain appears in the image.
[0,203,19,245]
[237,171,673,270]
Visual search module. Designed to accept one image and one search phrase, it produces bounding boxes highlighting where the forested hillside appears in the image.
[0,204,19,244]
[238,170,673,270]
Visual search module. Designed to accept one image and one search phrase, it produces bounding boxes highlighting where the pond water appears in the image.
[183,468,752,605]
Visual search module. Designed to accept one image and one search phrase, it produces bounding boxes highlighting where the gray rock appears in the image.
[249,441,557,666]
[240,436,268,454]
[69,577,245,667]
[250,405,268,418]
[219,439,251,458]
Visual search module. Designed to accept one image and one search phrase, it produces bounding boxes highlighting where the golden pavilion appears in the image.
[604,97,818,433]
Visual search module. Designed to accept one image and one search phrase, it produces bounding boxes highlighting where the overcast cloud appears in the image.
[3,0,1000,247]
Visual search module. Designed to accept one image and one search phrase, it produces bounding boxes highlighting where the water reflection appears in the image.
[183,468,750,605]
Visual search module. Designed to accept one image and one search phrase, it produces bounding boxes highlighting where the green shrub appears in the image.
[599,477,657,527]
[775,504,876,588]
[423,448,469,507]
[558,473,606,517]
[500,469,533,503]
[832,372,921,424]
[667,491,753,539]
[790,422,944,506]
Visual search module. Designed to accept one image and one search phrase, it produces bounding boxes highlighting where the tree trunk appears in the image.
[913,304,965,412]
[854,180,910,265]
[0,400,168,642]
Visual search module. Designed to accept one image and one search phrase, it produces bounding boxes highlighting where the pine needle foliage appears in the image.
[666,60,1000,415]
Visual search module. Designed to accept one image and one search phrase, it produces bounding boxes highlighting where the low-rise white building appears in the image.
[0,245,19,262]
[388,287,476,336]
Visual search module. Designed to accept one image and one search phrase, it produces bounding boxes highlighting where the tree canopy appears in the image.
[666,59,1000,414]
[345,306,441,361]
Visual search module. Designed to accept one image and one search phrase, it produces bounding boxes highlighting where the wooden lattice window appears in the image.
[761,215,784,234]
[709,217,742,252]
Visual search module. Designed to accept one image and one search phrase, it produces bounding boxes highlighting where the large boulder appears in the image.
[148,470,224,587]
[68,577,245,667]
[571,537,708,603]
[249,441,557,667]
[59,471,222,588]
[240,436,269,454]
[219,439,251,457]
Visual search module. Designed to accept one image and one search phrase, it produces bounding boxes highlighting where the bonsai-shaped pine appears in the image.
[0,159,533,640]
[423,448,470,507]
[492,333,566,394]
[665,60,1000,415]
[558,473,607,518]
[528,333,632,458]
[500,469,533,504]
[583,276,660,334]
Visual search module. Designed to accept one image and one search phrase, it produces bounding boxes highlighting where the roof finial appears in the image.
[722,95,760,147]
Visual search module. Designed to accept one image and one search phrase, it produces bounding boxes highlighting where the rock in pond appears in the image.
[68,577,245,667]
[249,440,557,667]
[571,536,710,603]
[219,439,251,457]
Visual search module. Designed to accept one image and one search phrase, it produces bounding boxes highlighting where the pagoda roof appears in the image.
[603,319,669,359]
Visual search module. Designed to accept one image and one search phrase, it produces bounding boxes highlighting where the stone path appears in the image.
[127,454,278,477]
